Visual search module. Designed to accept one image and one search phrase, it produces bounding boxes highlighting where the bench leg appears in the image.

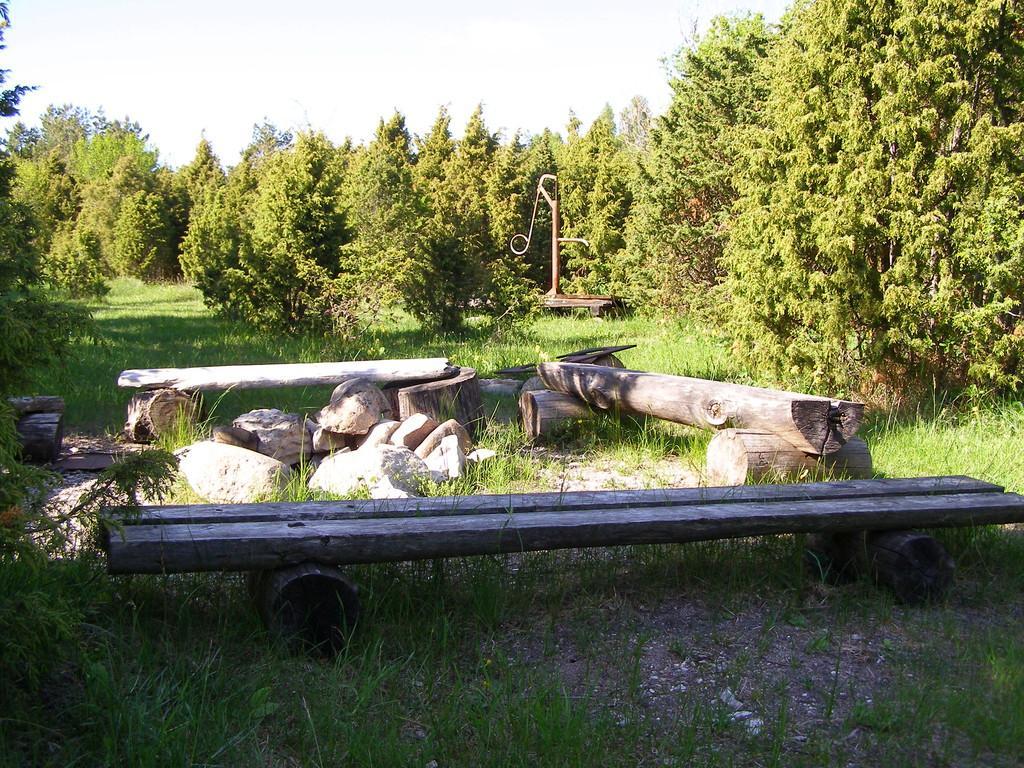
[253,563,360,655]
[806,530,955,605]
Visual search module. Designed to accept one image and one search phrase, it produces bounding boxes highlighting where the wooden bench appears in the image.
[103,476,1024,653]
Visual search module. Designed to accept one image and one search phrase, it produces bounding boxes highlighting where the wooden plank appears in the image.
[117,359,457,392]
[117,476,1001,526]
[105,490,1024,573]
[538,362,864,455]
[519,389,598,440]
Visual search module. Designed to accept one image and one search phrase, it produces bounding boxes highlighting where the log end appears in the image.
[255,563,360,655]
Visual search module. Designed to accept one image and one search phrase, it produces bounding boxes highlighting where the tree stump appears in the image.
[397,368,484,438]
[124,388,201,442]
[254,563,360,655]
[706,430,872,485]
[15,412,64,462]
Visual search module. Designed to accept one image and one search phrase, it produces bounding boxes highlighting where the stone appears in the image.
[467,448,497,464]
[370,476,414,499]
[318,379,391,435]
[354,419,400,450]
[212,425,260,452]
[311,426,349,453]
[424,434,466,480]
[177,440,291,503]
[414,418,472,459]
[309,443,431,496]
[232,408,312,466]
[308,450,367,496]
[389,413,439,450]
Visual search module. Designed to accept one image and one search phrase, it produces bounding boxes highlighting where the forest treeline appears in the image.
[7,0,1024,394]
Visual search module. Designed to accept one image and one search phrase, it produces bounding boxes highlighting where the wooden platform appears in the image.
[541,294,616,317]
[104,476,1024,574]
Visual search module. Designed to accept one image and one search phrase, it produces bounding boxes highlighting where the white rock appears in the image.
[232,408,312,466]
[370,476,414,499]
[467,448,497,464]
[389,413,439,450]
[355,419,400,450]
[425,434,466,480]
[720,689,744,712]
[318,379,390,435]
[312,426,350,453]
[309,450,367,495]
[309,444,430,496]
[178,441,291,503]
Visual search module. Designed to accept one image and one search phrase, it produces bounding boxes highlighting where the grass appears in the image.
[4,279,1023,767]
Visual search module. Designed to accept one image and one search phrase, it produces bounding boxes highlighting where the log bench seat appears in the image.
[102,476,1024,653]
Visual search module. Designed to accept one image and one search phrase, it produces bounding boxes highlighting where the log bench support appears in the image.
[103,476,1024,652]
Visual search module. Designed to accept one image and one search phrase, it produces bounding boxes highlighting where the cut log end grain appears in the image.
[706,430,872,486]
[124,388,201,443]
[253,563,360,656]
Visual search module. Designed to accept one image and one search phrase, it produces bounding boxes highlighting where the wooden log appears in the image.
[15,412,63,462]
[7,395,65,417]
[116,476,1003,526]
[255,563,360,654]
[519,389,597,441]
[397,368,484,438]
[124,388,201,443]
[118,358,457,392]
[706,430,872,486]
[104,488,1024,573]
[806,530,955,604]
[537,362,864,455]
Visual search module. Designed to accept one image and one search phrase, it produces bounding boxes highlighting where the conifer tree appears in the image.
[625,14,773,313]
[345,113,421,306]
[725,0,1024,391]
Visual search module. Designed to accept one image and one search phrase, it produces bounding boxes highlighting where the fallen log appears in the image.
[124,388,201,442]
[537,363,864,455]
[706,430,872,486]
[7,395,65,417]
[397,368,484,438]
[519,389,597,441]
[118,358,457,392]
[15,412,63,462]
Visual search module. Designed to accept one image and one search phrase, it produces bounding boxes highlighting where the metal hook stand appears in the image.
[510,174,615,316]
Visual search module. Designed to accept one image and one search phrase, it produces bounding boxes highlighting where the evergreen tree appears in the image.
[44,223,107,298]
[178,137,224,209]
[345,113,421,306]
[625,14,773,313]
[557,108,634,296]
[110,190,175,279]
[408,107,466,331]
[518,130,560,289]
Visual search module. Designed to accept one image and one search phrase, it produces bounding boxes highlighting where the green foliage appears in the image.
[184,129,356,333]
[177,137,224,209]
[557,108,635,297]
[345,113,421,308]
[110,190,176,279]
[44,223,108,298]
[724,0,1024,392]
[12,151,80,254]
[625,14,774,314]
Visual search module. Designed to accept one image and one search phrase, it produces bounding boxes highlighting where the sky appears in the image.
[6,0,789,168]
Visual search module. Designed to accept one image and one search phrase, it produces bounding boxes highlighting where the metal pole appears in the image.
[550,178,560,296]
